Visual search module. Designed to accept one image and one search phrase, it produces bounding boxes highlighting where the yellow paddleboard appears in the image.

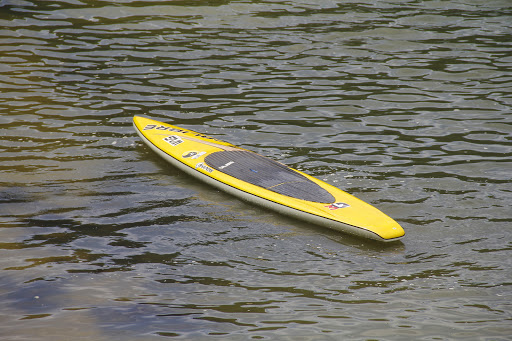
[133,116,405,242]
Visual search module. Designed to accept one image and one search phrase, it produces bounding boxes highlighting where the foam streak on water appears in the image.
[1,0,511,340]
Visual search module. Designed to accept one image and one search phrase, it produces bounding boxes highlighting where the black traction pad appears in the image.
[204,150,335,203]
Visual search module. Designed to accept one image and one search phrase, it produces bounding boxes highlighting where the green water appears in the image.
[1,0,511,340]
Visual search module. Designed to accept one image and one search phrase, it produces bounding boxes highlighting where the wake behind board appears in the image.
[133,116,405,242]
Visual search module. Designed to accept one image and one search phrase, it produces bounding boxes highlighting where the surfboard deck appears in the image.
[133,116,405,242]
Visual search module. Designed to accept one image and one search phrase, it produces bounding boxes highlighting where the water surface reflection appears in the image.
[1,0,511,339]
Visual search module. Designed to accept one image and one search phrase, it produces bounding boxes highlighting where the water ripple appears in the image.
[1,0,511,339]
